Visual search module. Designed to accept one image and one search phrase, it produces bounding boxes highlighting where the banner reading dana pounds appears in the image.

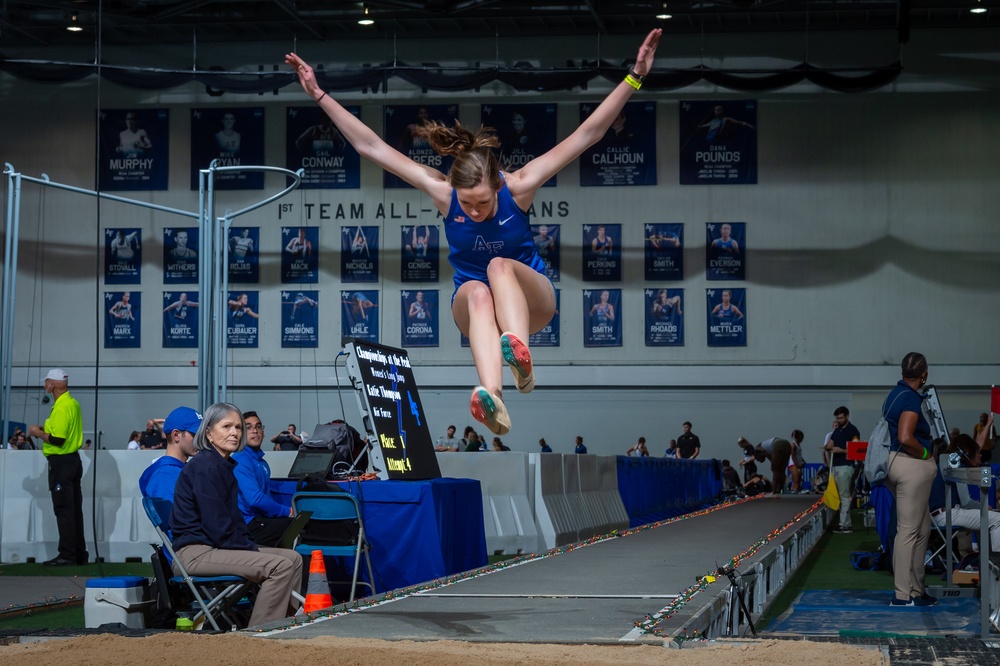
[706,287,747,347]
[281,290,319,348]
[401,290,438,348]
[679,99,757,185]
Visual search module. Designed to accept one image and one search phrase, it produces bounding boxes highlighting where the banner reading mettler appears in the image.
[341,290,379,344]
[706,287,747,347]
[583,289,622,348]
[99,109,169,191]
[582,223,621,281]
[645,288,683,347]
[400,225,440,283]
[105,291,140,348]
[679,100,757,185]
[401,290,438,348]
[285,105,361,189]
[281,290,319,348]
[705,222,746,281]
[644,223,683,281]
[529,288,560,348]
[341,225,379,283]
[162,291,199,348]
[580,100,657,187]
[382,104,458,189]
[104,228,142,285]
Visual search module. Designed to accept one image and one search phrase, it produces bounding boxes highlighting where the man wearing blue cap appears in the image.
[233,411,295,547]
[139,406,202,503]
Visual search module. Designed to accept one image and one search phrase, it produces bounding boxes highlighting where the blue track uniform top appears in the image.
[443,179,546,295]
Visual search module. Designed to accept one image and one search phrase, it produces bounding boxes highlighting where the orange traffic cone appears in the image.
[303,550,333,613]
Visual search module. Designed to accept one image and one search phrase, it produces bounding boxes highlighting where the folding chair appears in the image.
[291,491,376,602]
[141,496,255,631]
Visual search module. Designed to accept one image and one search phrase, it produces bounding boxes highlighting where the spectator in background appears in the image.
[491,437,510,452]
[752,436,792,495]
[435,425,460,452]
[627,437,649,457]
[821,419,836,467]
[738,437,758,482]
[789,429,806,492]
[721,459,742,493]
[140,419,166,450]
[677,421,700,459]
[574,436,588,455]
[139,406,201,502]
[127,431,142,450]
[825,405,861,533]
[83,439,92,450]
[464,428,483,452]
[234,411,295,548]
[270,423,302,451]
[973,412,996,463]
[538,438,552,453]
[664,439,678,458]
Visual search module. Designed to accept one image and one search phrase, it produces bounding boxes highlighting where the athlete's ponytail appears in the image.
[414,120,502,190]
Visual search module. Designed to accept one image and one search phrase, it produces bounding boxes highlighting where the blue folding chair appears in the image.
[291,491,376,602]
[141,496,255,631]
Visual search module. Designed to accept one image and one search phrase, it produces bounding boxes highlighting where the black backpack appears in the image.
[300,420,368,474]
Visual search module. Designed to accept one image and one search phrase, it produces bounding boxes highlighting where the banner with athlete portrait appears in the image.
[227,291,259,348]
[582,223,621,282]
[584,289,622,348]
[104,291,140,348]
[342,290,379,344]
[104,228,142,285]
[382,104,458,189]
[529,288,560,347]
[401,290,438,348]
[285,105,361,189]
[162,291,199,348]
[706,222,746,281]
[481,103,557,187]
[99,109,169,191]
[227,226,260,283]
[645,288,684,347]
[644,223,683,281]
[190,107,265,190]
[281,226,319,283]
[580,101,657,187]
[163,227,198,284]
[679,100,757,185]
[341,225,379,283]
[281,290,319,348]
[531,223,560,281]
[400,225,440,283]
[706,287,747,347]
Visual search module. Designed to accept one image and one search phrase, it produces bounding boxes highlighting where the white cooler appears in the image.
[84,576,150,629]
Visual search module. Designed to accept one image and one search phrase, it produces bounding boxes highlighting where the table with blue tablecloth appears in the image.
[271,477,487,593]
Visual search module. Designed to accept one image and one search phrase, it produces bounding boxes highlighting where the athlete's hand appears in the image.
[285,53,324,101]
[633,28,662,77]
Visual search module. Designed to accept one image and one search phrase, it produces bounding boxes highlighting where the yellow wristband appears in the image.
[624,74,642,90]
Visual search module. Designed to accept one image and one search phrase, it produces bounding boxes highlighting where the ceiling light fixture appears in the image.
[970,0,987,13]
[656,3,672,20]
[358,6,374,25]
[67,11,83,32]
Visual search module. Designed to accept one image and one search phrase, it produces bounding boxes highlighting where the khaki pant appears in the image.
[885,452,936,601]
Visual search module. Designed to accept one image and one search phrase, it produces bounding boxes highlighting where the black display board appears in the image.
[343,340,441,480]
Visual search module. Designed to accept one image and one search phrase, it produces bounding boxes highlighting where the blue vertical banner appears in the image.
[190,107,265,190]
[481,103,558,187]
[341,225,379,283]
[679,100,757,185]
[285,105,361,189]
[706,222,746,281]
[401,290,438,348]
[281,226,319,283]
[281,290,319,348]
[644,223,683,281]
[582,223,621,282]
[529,288,560,347]
[99,109,169,191]
[707,288,747,347]
[401,225,440,283]
[105,291,140,348]
[580,101,657,187]
[163,227,198,284]
[531,223,560,281]
[162,291,199,348]
[227,291,260,348]
[645,288,684,347]
[584,289,622,347]
[382,104,458,189]
[105,228,141,285]
[342,290,379,344]
[227,226,260,283]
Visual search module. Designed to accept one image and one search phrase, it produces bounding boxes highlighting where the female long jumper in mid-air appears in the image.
[285,28,662,435]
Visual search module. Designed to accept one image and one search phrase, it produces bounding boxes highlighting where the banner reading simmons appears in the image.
[679,100,757,185]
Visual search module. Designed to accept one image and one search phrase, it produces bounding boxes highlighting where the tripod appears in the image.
[720,566,757,637]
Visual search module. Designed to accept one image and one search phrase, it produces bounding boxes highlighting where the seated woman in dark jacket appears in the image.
[170,402,303,627]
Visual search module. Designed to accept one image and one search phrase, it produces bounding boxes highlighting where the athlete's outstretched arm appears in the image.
[508,28,661,201]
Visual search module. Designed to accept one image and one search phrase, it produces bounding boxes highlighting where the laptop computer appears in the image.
[287,449,338,480]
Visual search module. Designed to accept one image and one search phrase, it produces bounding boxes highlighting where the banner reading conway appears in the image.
[285,105,361,189]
